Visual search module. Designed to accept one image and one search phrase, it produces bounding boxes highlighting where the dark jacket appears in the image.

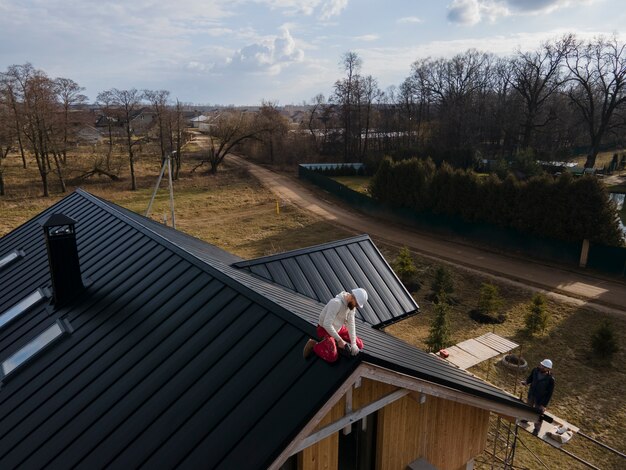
[525,367,555,408]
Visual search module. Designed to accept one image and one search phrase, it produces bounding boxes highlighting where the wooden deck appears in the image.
[445,333,519,370]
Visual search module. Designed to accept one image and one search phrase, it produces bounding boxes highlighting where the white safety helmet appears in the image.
[351,288,368,308]
[540,359,553,369]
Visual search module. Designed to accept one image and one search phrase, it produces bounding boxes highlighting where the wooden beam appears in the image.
[289,388,410,456]
[359,364,538,422]
[343,386,353,435]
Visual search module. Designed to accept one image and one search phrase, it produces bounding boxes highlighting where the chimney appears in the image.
[41,213,84,306]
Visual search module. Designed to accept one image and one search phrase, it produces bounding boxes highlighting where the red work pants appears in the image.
[313,325,364,363]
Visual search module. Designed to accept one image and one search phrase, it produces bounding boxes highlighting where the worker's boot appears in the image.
[303,339,316,359]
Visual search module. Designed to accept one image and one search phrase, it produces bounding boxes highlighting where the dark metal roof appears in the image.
[233,235,419,327]
[0,189,535,470]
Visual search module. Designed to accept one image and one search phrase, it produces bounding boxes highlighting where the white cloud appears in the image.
[354,34,379,42]
[251,0,348,19]
[224,27,304,75]
[447,0,483,25]
[446,0,598,25]
[397,16,423,24]
[320,0,348,20]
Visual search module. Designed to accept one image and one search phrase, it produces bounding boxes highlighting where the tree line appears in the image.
[0,63,189,196]
[300,34,626,171]
[370,157,623,246]
[0,62,294,196]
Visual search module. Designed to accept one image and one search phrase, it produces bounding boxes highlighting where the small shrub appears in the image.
[426,301,451,352]
[525,293,549,335]
[471,283,505,324]
[591,320,620,359]
[431,266,454,302]
[393,246,419,291]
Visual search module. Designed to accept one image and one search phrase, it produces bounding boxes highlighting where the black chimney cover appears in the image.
[42,213,78,228]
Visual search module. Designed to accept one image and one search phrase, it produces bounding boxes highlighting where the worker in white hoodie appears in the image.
[303,288,367,362]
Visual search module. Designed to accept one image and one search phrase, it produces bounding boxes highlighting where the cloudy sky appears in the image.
[0,0,621,105]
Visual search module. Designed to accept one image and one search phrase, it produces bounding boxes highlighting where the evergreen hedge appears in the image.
[370,157,623,246]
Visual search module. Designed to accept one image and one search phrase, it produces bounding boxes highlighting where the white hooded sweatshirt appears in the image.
[318,291,357,348]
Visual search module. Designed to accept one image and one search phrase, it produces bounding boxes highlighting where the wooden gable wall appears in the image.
[298,378,490,470]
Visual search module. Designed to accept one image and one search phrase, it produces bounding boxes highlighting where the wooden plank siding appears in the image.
[300,378,490,470]
[376,393,490,470]
[300,397,345,470]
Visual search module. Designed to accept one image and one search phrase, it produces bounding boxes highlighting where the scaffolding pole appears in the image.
[146,151,176,228]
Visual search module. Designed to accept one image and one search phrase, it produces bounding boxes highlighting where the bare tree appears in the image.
[108,88,143,190]
[54,77,87,163]
[510,35,573,150]
[359,74,381,159]
[95,90,117,170]
[193,110,264,174]
[485,56,519,157]
[305,93,326,151]
[5,64,67,196]
[171,99,185,179]
[0,98,15,195]
[334,51,362,161]
[565,35,626,168]
[143,89,171,159]
[400,66,432,149]
[0,66,29,168]
[416,50,493,164]
[256,101,289,164]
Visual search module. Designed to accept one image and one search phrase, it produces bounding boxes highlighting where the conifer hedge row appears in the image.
[370,157,623,246]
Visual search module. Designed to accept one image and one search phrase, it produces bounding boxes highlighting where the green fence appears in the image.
[587,244,626,276]
[299,165,626,278]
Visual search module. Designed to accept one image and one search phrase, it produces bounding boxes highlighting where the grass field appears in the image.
[0,148,350,257]
[2,147,625,469]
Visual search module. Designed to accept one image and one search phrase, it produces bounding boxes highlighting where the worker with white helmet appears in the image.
[303,288,368,362]
[521,359,556,435]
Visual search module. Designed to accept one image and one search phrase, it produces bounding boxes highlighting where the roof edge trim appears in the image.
[360,361,536,416]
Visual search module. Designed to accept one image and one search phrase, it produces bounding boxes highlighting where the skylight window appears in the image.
[0,250,24,270]
[1,320,66,377]
[0,288,49,329]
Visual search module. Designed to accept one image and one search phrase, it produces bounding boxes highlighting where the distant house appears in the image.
[94,108,156,134]
[94,114,119,128]
[75,125,103,145]
[190,114,220,132]
[129,108,157,132]
[0,190,538,469]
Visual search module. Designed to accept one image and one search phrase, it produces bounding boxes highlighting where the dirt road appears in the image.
[229,154,626,316]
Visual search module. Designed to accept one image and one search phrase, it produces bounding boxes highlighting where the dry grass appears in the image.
[0,146,351,258]
[2,145,625,469]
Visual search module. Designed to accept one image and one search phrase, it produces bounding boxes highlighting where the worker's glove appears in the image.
[349,345,360,356]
